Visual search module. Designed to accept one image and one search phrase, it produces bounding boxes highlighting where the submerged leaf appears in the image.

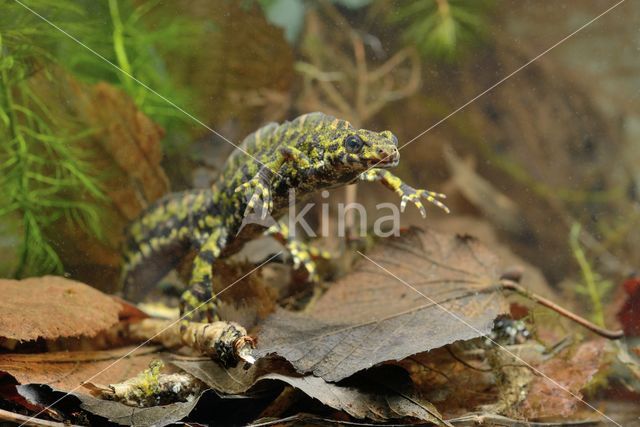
[15,383,205,427]
[0,276,122,342]
[76,391,206,427]
[517,340,609,419]
[617,277,640,336]
[173,359,447,424]
[257,227,509,381]
[168,0,295,131]
[259,372,446,424]
[0,346,162,393]
[36,73,169,291]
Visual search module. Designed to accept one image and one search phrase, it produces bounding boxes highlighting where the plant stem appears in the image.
[500,280,623,339]
[435,0,451,19]
[570,223,605,327]
[108,0,134,94]
[2,68,28,277]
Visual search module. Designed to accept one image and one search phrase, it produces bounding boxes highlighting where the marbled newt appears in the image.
[122,112,448,360]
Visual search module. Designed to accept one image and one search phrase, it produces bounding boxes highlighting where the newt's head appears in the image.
[337,129,400,169]
[319,122,400,172]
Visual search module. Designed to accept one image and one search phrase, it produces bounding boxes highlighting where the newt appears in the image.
[121,112,448,362]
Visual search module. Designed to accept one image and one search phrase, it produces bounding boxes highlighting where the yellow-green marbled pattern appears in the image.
[121,112,447,322]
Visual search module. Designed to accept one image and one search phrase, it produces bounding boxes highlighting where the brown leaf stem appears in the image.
[500,280,624,340]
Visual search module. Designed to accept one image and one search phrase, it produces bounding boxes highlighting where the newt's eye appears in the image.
[344,135,364,153]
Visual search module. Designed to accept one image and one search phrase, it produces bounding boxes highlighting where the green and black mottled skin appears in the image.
[122,112,448,329]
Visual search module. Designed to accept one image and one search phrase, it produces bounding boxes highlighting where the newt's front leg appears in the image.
[235,146,311,219]
[360,169,449,217]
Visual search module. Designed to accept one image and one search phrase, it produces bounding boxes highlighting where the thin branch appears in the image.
[500,279,624,340]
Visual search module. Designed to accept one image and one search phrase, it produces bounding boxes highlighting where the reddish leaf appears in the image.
[0,346,162,394]
[0,276,122,342]
[618,277,640,336]
[518,340,608,419]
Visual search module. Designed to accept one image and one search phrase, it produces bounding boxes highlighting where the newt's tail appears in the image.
[120,191,202,301]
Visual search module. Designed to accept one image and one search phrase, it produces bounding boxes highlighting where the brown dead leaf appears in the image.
[72,82,169,219]
[0,346,162,394]
[431,216,557,299]
[256,227,509,382]
[172,359,447,424]
[518,340,608,419]
[75,389,206,427]
[399,346,497,418]
[14,382,205,427]
[260,373,446,424]
[402,341,550,419]
[28,70,169,292]
[0,276,122,342]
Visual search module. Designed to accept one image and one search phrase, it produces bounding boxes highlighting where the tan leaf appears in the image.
[0,346,162,394]
[256,227,509,382]
[72,82,169,220]
[0,276,122,342]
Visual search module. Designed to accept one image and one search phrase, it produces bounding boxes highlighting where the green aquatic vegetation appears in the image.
[391,0,493,61]
[0,0,205,277]
[1,2,107,277]
[6,0,199,143]
[56,0,200,143]
[569,223,614,328]
[0,67,105,277]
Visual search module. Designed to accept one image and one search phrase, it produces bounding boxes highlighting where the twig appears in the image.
[406,356,451,382]
[500,279,624,339]
[448,412,598,426]
[445,346,492,372]
[0,408,78,427]
[367,48,413,82]
[352,33,367,124]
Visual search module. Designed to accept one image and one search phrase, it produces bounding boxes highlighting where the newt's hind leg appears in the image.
[179,230,255,366]
[267,222,331,282]
[180,234,223,323]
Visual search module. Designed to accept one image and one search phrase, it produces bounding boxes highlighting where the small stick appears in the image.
[500,279,624,340]
[0,408,74,427]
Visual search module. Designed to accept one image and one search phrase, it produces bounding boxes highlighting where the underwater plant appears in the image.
[390,0,494,61]
[0,2,105,277]
[569,223,614,327]
[61,0,199,149]
[0,69,104,277]
[0,0,197,277]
